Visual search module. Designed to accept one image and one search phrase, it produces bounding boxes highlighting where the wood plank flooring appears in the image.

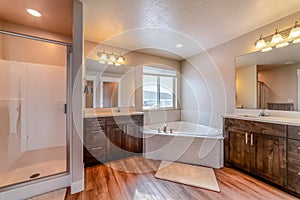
[65,156,298,200]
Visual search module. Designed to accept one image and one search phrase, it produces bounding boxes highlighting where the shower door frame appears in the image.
[0,29,72,191]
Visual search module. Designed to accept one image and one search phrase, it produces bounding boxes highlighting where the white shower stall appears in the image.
[0,31,70,189]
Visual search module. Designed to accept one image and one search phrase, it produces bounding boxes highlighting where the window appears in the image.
[143,66,177,110]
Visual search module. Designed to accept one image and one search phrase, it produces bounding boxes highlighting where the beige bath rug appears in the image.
[27,188,66,200]
[155,161,220,192]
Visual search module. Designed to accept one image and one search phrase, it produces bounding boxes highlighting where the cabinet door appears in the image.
[251,133,286,186]
[124,123,143,154]
[229,130,251,171]
[106,124,124,160]
[287,139,300,193]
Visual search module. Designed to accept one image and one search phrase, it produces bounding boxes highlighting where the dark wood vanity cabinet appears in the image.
[287,125,300,194]
[84,114,143,167]
[225,118,287,187]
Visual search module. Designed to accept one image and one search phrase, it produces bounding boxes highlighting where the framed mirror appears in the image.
[85,59,136,108]
[235,43,300,111]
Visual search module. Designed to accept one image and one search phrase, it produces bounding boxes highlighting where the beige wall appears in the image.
[85,41,182,124]
[0,21,72,66]
[236,65,257,109]
[258,64,299,110]
[209,10,300,111]
[181,11,300,128]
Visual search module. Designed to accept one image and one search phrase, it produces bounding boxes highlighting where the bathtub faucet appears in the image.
[163,123,168,133]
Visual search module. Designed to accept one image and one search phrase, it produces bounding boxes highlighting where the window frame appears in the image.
[142,68,178,111]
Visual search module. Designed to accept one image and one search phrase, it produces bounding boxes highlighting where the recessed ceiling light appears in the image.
[175,43,183,48]
[26,9,42,17]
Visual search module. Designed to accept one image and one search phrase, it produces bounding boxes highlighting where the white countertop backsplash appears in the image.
[222,109,300,126]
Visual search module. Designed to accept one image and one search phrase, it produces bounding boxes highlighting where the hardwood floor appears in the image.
[65,156,298,200]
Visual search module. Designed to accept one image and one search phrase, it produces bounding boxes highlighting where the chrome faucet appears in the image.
[259,109,269,117]
[163,123,168,133]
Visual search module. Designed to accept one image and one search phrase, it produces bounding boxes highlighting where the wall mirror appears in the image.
[85,59,135,108]
[236,43,300,112]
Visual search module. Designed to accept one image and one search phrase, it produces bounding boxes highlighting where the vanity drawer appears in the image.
[288,139,300,165]
[287,163,300,193]
[85,117,106,127]
[288,125,300,140]
[85,128,107,146]
[131,115,144,124]
[107,115,143,125]
[225,118,286,137]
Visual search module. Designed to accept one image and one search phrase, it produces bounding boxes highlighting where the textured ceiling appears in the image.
[0,0,73,36]
[84,0,300,59]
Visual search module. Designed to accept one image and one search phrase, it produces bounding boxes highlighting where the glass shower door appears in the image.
[0,32,69,189]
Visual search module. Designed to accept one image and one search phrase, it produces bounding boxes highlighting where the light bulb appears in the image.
[115,63,121,66]
[288,22,300,38]
[255,35,266,49]
[271,30,283,44]
[100,53,107,60]
[117,56,125,63]
[109,54,116,62]
[289,27,300,38]
[276,42,289,48]
[261,47,272,52]
[293,38,300,44]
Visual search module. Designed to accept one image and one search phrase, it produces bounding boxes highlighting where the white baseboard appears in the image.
[71,179,84,194]
[0,175,70,200]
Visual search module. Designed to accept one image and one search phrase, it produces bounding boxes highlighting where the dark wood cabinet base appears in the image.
[84,115,144,167]
[224,118,300,198]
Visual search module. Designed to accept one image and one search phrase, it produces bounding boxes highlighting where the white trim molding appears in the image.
[71,179,84,194]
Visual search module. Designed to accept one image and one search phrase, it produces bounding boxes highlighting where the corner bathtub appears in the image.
[143,121,224,168]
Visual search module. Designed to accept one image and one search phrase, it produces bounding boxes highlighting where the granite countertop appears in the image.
[84,111,144,118]
[222,114,300,126]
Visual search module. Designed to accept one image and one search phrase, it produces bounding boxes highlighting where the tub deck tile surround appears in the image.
[65,156,297,200]
[143,121,224,169]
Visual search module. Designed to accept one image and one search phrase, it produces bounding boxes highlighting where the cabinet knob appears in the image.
[298,172,300,176]
[298,133,300,135]
[298,147,300,150]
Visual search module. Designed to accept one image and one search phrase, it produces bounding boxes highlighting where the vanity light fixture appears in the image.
[26,9,42,17]
[270,29,283,44]
[255,35,267,49]
[109,54,116,62]
[289,21,300,44]
[255,21,300,52]
[97,51,125,66]
[289,22,300,39]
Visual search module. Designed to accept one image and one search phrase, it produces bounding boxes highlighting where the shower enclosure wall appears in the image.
[0,30,70,190]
